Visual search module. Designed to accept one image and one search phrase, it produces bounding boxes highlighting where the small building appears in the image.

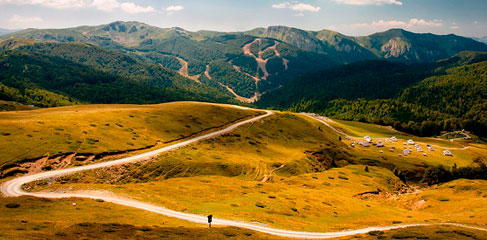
[377,140,384,147]
[443,150,453,156]
[379,150,384,153]
[427,146,435,151]
[403,149,409,156]
[422,153,427,156]
[385,138,392,143]
[364,135,372,142]
[389,149,394,152]
[407,139,415,145]
[390,136,398,142]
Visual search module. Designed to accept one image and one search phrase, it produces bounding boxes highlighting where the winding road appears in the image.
[2,106,486,239]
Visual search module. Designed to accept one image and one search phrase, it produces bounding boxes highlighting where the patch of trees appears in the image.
[421,158,487,185]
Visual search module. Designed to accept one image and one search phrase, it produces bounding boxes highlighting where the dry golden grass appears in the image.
[0,102,260,166]
[0,196,283,240]
[2,105,487,239]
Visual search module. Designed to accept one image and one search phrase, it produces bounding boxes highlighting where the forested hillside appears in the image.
[3,21,485,103]
[258,52,487,137]
[1,22,337,101]
[0,44,236,107]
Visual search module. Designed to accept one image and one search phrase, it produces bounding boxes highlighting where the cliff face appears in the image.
[381,38,412,58]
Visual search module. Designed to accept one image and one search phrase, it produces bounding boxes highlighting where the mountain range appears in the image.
[2,21,486,100]
[1,21,486,136]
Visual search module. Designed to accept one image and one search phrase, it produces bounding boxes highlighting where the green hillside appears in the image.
[2,22,337,101]
[258,52,487,137]
[246,26,377,63]
[354,29,487,63]
[0,39,242,105]
[5,21,485,103]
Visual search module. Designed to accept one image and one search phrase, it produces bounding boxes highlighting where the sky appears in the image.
[0,0,486,37]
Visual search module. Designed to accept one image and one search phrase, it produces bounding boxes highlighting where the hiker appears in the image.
[208,215,213,228]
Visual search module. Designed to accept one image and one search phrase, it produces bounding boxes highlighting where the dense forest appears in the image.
[258,52,487,137]
[0,47,236,107]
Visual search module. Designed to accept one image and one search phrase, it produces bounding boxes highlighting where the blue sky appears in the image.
[0,0,485,37]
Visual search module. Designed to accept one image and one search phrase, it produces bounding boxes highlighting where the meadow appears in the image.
[2,103,487,239]
[0,102,260,174]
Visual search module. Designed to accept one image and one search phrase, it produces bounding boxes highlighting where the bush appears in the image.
[338,175,349,180]
[255,203,266,208]
[5,203,20,208]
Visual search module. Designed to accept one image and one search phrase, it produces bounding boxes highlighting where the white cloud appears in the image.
[0,0,91,9]
[334,0,403,5]
[0,0,155,14]
[328,18,443,35]
[272,2,320,12]
[295,13,305,17]
[120,2,155,14]
[450,25,460,30]
[166,5,184,12]
[92,0,120,12]
[352,18,442,29]
[8,14,44,24]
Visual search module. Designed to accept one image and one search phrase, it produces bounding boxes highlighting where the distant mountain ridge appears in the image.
[246,26,487,63]
[0,28,21,36]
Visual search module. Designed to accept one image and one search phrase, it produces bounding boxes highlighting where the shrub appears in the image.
[338,175,349,180]
[255,203,266,208]
[5,203,20,208]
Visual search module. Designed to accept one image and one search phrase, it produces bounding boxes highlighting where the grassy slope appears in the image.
[328,119,487,168]
[0,102,260,167]
[0,100,35,111]
[18,110,487,234]
[337,224,487,240]
[53,165,416,232]
[0,196,282,240]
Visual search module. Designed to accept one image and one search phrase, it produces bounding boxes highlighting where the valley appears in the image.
[0,17,486,240]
